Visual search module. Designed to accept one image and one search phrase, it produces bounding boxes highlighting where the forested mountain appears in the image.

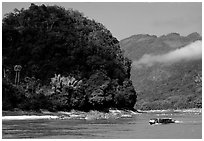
[120,32,201,60]
[3,4,130,83]
[120,33,202,110]
[3,3,201,111]
[2,4,136,111]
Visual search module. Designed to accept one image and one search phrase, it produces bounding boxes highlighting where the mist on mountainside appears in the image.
[120,33,202,110]
[132,40,202,69]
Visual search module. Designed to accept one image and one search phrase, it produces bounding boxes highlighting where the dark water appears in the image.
[2,112,202,139]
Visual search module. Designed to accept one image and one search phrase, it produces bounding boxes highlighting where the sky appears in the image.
[2,2,202,40]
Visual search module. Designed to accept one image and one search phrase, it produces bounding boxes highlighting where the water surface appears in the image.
[2,111,202,139]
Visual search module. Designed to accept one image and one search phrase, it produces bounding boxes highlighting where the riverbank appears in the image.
[2,108,201,121]
[139,108,202,113]
[2,109,140,121]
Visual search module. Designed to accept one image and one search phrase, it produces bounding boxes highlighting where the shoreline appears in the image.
[2,108,201,121]
[2,109,140,121]
[138,108,202,113]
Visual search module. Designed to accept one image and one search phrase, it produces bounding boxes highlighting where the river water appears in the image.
[2,110,202,139]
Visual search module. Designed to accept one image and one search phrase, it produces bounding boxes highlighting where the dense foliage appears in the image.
[134,60,202,110]
[3,3,131,83]
[2,4,136,112]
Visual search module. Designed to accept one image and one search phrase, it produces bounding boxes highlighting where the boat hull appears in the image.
[149,118,175,125]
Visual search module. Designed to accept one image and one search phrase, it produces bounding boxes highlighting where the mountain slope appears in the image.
[120,33,202,110]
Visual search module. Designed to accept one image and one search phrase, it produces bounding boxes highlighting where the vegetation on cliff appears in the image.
[120,33,202,110]
[2,3,137,112]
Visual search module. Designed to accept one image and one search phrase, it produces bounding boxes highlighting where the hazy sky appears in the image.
[2,2,202,40]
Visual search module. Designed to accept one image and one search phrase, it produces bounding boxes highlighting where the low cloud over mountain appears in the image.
[133,40,202,69]
[120,33,202,110]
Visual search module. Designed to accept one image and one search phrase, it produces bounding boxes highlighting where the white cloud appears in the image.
[132,40,202,69]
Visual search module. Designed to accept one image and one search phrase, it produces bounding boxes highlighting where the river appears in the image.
[2,110,202,139]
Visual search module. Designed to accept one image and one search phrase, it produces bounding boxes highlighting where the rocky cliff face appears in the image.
[120,33,202,110]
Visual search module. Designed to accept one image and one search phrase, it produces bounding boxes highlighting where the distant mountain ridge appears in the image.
[120,32,202,110]
[120,32,201,60]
